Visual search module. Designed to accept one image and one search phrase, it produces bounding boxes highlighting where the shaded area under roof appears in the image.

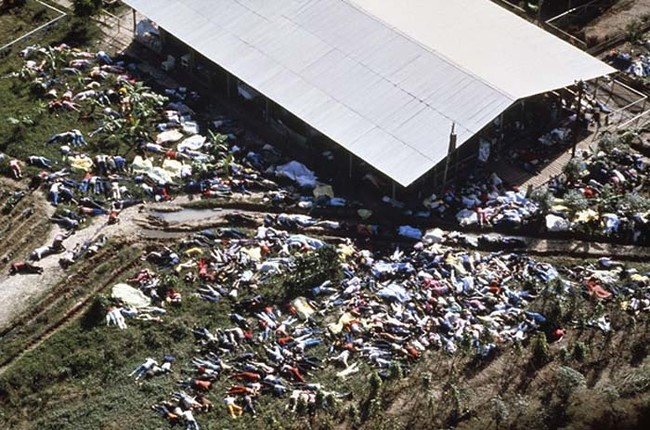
[123,0,615,186]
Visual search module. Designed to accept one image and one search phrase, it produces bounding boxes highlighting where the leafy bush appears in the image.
[80,295,109,329]
[283,245,342,299]
[490,396,510,428]
[562,158,586,184]
[530,333,552,368]
[562,189,588,213]
[369,371,382,398]
[73,0,102,17]
[556,366,586,401]
[531,186,554,214]
[618,192,650,213]
[388,361,403,381]
[598,133,629,153]
[618,366,650,396]
[572,341,588,362]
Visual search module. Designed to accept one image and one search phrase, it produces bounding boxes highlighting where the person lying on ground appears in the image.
[287,390,315,413]
[178,378,213,392]
[242,395,257,417]
[9,159,22,179]
[130,357,158,380]
[59,243,80,269]
[50,215,79,230]
[46,129,87,146]
[227,384,261,396]
[182,408,199,430]
[143,355,173,378]
[106,306,127,329]
[30,244,56,261]
[195,393,213,413]
[151,401,181,426]
[224,395,243,418]
[48,99,80,112]
[9,261,43,275]
[27,155,53,169]
[79,206,108,216]
[170,391,202,411]
[108,208,120,225]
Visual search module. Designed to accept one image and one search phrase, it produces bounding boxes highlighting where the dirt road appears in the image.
[0,203,144,329]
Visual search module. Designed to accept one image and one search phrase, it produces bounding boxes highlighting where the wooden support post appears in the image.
[498,113,504,150]
[265,98,270,123]
[442,123,457,186]
[391,181,396,201]
[572,80,585,158]
[132,9,136,34]
[348,153,353,179]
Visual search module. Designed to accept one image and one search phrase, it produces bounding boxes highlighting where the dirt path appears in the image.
[0,203,145,330]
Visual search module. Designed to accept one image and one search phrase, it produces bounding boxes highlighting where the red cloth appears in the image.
[586,280,612,299]
[234,372,261,382]
[551,328,565,341]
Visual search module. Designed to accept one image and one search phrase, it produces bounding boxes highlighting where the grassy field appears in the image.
[0,1,62,47]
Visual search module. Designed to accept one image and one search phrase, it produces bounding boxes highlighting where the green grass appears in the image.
[0,1,61,47]
[0,234,646,430]
[0,291,349,429]
[0,243,365,429]
[0,240,141,365]
[0,16,102,178]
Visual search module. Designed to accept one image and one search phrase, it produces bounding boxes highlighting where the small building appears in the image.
[123,0,614,195]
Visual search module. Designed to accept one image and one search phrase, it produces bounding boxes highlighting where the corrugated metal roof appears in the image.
[123,0,615,186]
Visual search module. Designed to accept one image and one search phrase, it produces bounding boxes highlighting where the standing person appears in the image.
[593,109,602,129]
[111,181,121,200]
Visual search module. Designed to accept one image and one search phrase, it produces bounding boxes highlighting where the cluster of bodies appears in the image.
[102,223,650,427]
[3,45,396,243]
[4,44,647,274]
[417,142,649,244]
[605,49,650,79]
[543,146,650,243]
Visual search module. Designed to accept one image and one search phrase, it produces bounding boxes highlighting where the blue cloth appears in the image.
[377,284,412,303]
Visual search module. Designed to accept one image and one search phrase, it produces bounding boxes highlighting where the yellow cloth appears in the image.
[313,184,334,198]
[111,283,151,308]
[337,244,356,260]
[162,158,183,178]
[574,209,598,223]
[242,247,262,261]
[184,247,203,257]
[69,155,94,172]
[292,297,315,320]
[328,312,358,334]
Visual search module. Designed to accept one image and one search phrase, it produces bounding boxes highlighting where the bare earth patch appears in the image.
[0,204,144,329]
[585,0,650,43]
